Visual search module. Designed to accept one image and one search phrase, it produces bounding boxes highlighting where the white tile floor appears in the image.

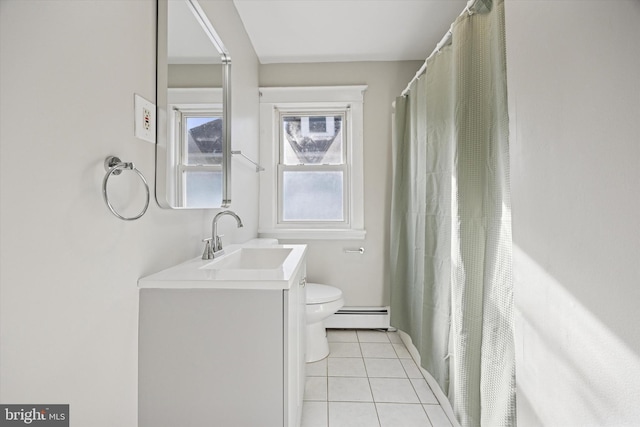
[302,329,454,427]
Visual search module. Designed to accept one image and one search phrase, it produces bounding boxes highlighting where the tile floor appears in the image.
[301,329,454,427]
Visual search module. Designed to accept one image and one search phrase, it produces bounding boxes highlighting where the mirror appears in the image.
[156,0,231,208]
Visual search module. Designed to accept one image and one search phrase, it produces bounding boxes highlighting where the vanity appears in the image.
[145,2,305,424]
[138,239,307,427]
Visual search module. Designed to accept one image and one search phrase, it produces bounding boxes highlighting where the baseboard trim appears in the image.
[324,306,391,330]
[396,330,461,427]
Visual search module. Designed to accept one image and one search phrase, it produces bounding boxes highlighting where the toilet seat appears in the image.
[306,283,343,304]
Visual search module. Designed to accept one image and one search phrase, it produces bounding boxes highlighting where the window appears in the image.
[167,88,223,207]
[175,109,223,207]
[279,112,346,223]
[259,86,367,239]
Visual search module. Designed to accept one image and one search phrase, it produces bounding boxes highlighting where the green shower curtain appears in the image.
[390,0,516,426]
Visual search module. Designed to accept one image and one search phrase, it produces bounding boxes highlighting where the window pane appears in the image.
[184,170,222,207]
[186,116,223,165]
[282,171,344,221]
[282,115,343,165]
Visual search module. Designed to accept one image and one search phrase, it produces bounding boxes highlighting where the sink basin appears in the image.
[201,247,292,270]
[138,239,307,290]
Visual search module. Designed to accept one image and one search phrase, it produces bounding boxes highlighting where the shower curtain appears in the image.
[390,0,515,426]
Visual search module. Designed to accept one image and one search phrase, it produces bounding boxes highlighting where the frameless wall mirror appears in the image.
[156,0,231,208]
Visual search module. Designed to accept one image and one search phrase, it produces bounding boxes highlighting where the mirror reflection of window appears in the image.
[185,116,223,165]
[175,109,223,207]
[183,170,223,208]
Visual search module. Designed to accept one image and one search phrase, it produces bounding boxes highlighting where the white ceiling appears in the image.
[232,0,469,64]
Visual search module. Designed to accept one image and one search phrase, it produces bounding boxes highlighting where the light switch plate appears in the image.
[134,94,156,144]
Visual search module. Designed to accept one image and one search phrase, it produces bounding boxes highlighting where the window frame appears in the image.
[258,86,367,240]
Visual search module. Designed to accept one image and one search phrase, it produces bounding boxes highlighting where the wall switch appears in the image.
[134,94,156,144]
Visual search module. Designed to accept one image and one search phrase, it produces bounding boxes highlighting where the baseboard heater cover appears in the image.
[324,306,391,330]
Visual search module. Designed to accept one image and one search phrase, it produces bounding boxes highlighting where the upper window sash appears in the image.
[175,109,223,165]
[278,109,348,167]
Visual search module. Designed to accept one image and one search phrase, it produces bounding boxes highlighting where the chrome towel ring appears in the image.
[102,156,150,221]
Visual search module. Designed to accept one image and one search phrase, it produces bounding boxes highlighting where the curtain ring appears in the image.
[102,156,150,221]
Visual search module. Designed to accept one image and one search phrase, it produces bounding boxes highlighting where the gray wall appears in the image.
[0,1,259,425]
[506,1,640,425]
[168,64,223,87]
[6,0,638,425]
[260,61,421,307]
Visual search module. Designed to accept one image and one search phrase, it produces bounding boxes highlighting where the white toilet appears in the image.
[305,283,344,362]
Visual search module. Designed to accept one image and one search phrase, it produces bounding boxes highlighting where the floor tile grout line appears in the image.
[325,374,328,403]
[310,329,450,427]
[325,390,329,427]
[370,381,383,427]
[398,336,453,427]
[364,369,384,426]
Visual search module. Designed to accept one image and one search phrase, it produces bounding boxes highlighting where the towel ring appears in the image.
[102,156,150,221]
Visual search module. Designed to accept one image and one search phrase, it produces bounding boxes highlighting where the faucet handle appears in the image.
[202,238,214,260]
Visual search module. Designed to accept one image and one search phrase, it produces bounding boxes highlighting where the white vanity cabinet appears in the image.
[138,243,307,427]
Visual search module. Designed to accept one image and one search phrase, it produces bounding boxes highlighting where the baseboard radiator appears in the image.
[324,306,391,330]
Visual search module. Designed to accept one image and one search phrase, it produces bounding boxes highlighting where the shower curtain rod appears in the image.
[401,1,475,97]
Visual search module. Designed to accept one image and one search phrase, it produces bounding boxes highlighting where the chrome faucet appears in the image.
[202,210,243,259]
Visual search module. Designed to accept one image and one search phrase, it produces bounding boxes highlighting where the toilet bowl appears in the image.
[305,283,344,362]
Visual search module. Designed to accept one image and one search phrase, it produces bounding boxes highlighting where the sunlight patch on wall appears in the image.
[514,245,640,426]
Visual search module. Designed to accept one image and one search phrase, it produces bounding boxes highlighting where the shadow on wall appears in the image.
[514,245,640,426]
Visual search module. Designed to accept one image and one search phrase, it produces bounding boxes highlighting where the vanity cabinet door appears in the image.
[139,289,284,427]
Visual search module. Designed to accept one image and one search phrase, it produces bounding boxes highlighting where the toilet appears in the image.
[305,283,344,362]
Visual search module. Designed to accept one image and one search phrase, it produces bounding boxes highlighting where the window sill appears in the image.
[258,229,366,241]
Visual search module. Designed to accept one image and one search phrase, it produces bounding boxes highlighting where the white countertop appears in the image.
[138,239,307,290]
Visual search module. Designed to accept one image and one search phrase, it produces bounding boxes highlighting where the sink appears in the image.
[201,247,292,270]
[138,239,307,290]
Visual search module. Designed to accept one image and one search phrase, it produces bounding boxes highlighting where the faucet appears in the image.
[202,210,243,259]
